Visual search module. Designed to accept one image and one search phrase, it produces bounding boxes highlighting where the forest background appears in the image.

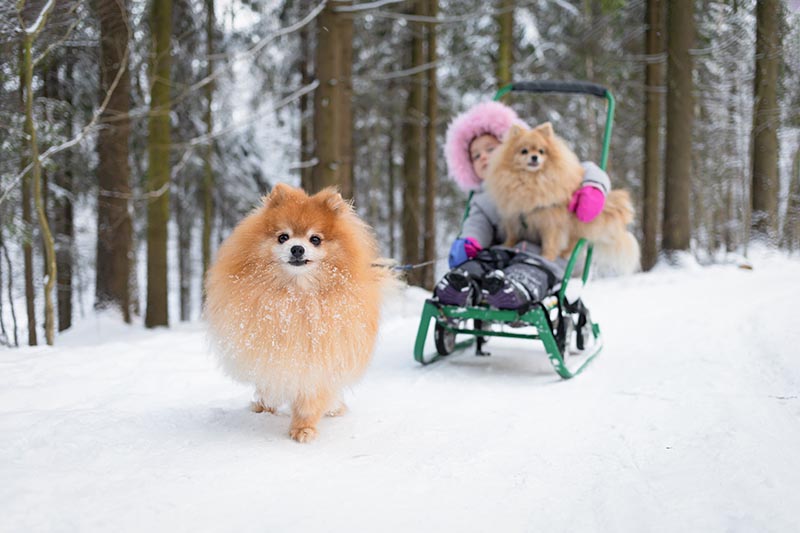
[0,0,798,347]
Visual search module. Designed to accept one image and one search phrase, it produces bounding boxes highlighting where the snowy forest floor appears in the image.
[2,251,800,532]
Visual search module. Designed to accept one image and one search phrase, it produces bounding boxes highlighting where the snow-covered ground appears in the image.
[2,253,800,532]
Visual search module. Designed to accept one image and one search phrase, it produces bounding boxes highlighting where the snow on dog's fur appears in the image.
[486,123,640,275]
[204,184,391,443]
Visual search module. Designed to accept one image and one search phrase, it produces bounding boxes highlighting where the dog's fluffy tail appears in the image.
[604,189,635,226]
[592,230,640,276]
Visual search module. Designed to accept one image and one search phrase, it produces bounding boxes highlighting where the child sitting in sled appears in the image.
[433,101,610,309]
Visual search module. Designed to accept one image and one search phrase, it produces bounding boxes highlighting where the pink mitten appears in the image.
[568,186,605,222]
[464,237,482,259]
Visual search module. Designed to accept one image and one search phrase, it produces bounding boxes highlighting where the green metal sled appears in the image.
[413,81,616,379]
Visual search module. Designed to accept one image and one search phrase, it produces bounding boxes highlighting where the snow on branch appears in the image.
[23,0,56,37]
[176,1,326,108]
[33,2,81,67]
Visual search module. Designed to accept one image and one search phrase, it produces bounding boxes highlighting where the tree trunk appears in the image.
[299,19,313,191]
[311,2,343,193]
[337,0,354,200]
[95,0,132,323]
[402,8,424,287]
[202,0,215,290]
[53,56,75,331]
[423,0,439,290]
[496,0,513,89]
[0,229,19,347]
[782,146,800,251]
[177,190,191,321]
[145,0,172,328]
[23,33,57,345]
[662,0,694,255]
[641,0,664,270]
[750,0,781,243]
[388,109,396,259]
[20,43,37,347]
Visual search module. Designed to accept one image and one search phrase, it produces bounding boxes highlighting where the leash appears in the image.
[372,258,442,272]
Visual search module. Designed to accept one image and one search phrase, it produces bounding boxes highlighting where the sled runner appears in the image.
[413,81,615,379]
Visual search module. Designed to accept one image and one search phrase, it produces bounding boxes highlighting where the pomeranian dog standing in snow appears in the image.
[485,122,640,275]
[204,184,391,443]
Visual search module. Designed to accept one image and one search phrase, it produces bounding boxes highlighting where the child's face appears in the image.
[470,134,500,181]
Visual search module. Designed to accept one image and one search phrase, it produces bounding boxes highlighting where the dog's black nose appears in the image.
[531,154,539,163]
[291,245,305,258]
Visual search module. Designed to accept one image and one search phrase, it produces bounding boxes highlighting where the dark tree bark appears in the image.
[782,147,800,251]
[496,0,513,89]
[642,0,664,270]
[423,0,439,290]
[19,43,37,346]
[299,18,313,191]
[337,0,354,199]
[95,0,132,323]
[202,0,215,290]
[311,2,344,193]
[0,226,18,347]
[750,0,782,243]
[402,7,424,287]
[145,0,173,328]
[388,108,397,259]
[662,0,694,255]
[51,56,75,331]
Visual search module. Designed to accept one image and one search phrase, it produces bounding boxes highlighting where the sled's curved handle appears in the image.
[494,81,615,171]
[497,80,609,99]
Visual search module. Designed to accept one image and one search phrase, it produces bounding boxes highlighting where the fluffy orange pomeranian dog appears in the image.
[204,184,391,443]
[485,122,640,275]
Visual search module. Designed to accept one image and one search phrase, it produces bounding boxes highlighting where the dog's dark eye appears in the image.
[520,148,528,155]
[278,233,290,244]
[539,149,545,155]
[309,235,322,246]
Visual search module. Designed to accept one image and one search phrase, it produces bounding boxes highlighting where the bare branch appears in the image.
[183,1,326,105]
[33,2,81,67]
[333,0,404,13]
[0,8,131,207]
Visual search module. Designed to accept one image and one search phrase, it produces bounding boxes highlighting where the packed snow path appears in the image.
[2,255,799,532]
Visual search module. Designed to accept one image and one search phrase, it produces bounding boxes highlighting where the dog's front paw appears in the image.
[289,426,318,443]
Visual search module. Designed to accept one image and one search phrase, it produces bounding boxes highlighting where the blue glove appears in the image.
[448,237,482,268]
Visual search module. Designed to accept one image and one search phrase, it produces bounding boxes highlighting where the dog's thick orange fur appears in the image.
[204,184,388,443]
[486,123,639,274]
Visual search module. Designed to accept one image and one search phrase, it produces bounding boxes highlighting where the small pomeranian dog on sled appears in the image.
[485,122,640,275]
[205,184,391,443]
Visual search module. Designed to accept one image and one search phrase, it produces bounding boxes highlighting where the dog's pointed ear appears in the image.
[505,124,524,140]
[316,187,349,212]
[534,122,554,138]
[262,183,293,208]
